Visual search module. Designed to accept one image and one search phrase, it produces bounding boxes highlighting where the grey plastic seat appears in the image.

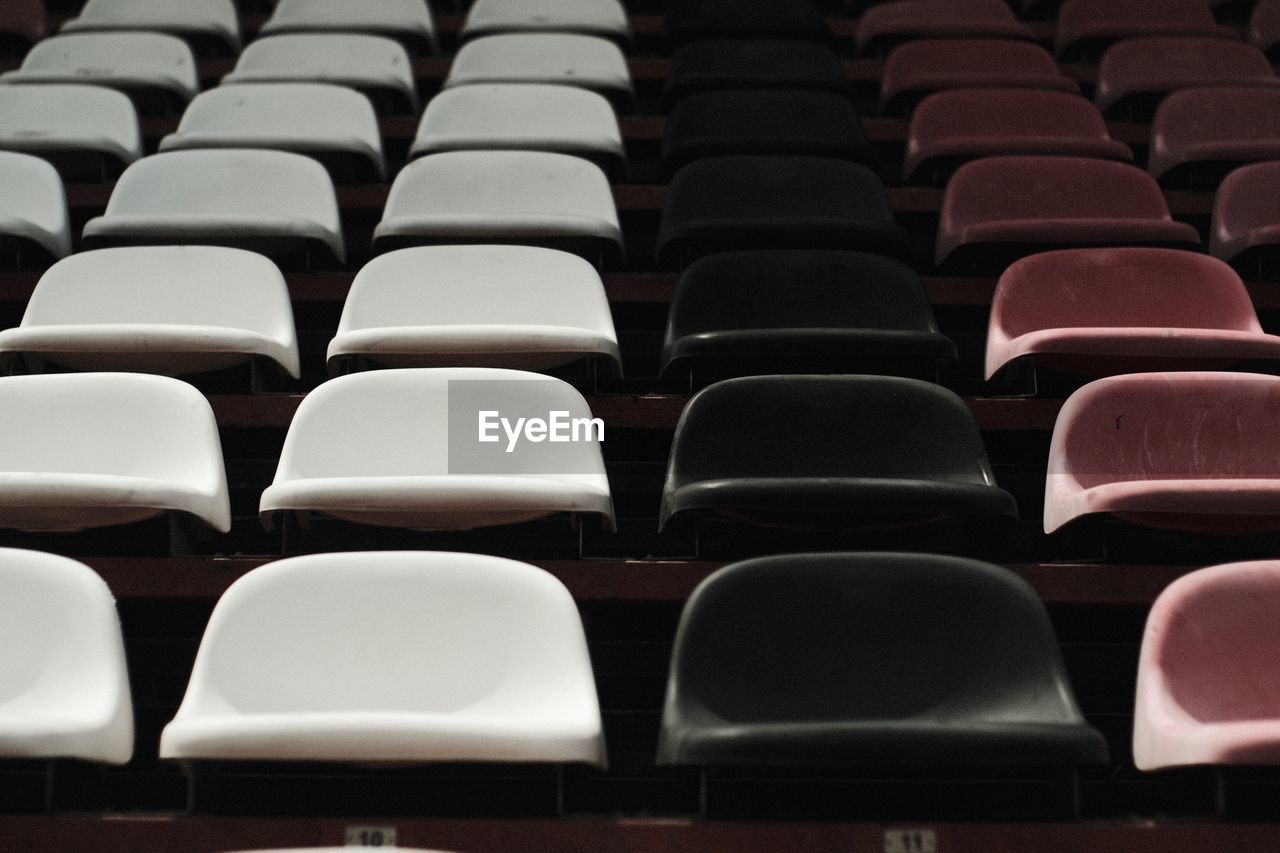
[0,85,141,175]
[259,0,438,54]
[460,0,630,41]
[0,151,71,263]
[59,0,242,55]
[444,33,633,108]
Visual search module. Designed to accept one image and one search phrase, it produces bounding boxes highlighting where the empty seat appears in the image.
[659,375,1017,531]
[221,34,418,115]
[327,245,621,375]
[662,89,875,176]
[904,89,1130,182]
[461,0,630,41]
[667,0,827,44]
[1148,86,1280,184]
[374,151,622,266]
[259,0,437,54]
[159,551,606,766]
[59,0,242,55]
[1211,161,1280,271]
[880,39,1077,115]
[0,151,71,263]
[0,32,199,111]
[856,0,1033,56]
[663,39,847,105]
[0,372,230,533]
[159,84,386,181]
[0,85,140,175]
[411,85,623,177]
[0,0,45,55]
[660,250,956,383]
[1250,0,1280,60]
[0,548,132,765]
[444,34,633,107]
[0,246,300,378]
[1054,0,1225,60]
[657,156,907,268]
[1096,38,1279,118]
[985,248,1280,382]
[1045,372,1280,534]
[260,368,615,532]
[936,156,1200,268]
[658,552,1108,768]
[1134,560,1280,770]
[82,150,345,266]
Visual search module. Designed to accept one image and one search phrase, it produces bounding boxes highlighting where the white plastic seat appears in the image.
[0,246,300,378]
[59,0,242,54]
[160,84,386,181]
[461,0,630,41]
[221,34,418,114]
[0,32,199,108]
[159,551,607,766]
[259,368,615,532]
[374,151,622,266]
[0,84,140,172]
[0,151,71,261]
[0,373,230,533]
[259,0,437,54]
[0,548,132,765]
[444,34,633,106]
[327,246,621,375]
[411,84,624,175]
[82,150,345,265]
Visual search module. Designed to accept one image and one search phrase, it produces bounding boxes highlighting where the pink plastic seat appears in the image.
[1211,161,1280,272]
[1250,0,1280,60]
[879,39,1077,115]
[1135,560,1280,770]
[855,0,1033,56]
[1055,0,1226,60]
[904,89,1131,182]
[1149,86,1280,187]
[1096,38,1280,118]
[986,248,1280,381]
[1045,372,1280,534]
[0,0,44,53]
[936,156,1201,268]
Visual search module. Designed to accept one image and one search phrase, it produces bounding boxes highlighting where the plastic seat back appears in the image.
[444,34,633,106]
[0,151,71,262]
[59,0,242,54]
[1149,85,1280,183]
[259,0,437,54]
[1055,0,1223,60]
[856,0,1033,56]
[880,39,1076,115]
[461,0,630,41]
[1097,38,1278,118]
[0,84,141,173]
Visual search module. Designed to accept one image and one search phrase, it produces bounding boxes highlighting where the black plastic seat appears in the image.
[661,89,875,175]
[659,375,1018,530]
[663,39,847,106]
[657,552,1110,768]
[660,250,957,384]
[666,0,828,45]
[656,156,908,268]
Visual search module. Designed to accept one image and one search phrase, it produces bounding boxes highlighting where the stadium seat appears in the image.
[656,156,908,268]
[663,39,847,105]
[461,0,630,41]
[1054,0,1225,61]
[258,0,437,54]
[666,0,828,45]
[59,0,242,55]
[903,89,1130,182]
[661,89,875,176]
[936,156,1201,268]
[374,151,622,266]
[1134,560,1280,770]
[1148,86,1280,185]
[1045,372,1280,534]
[411,85,623,177]
[0,246,301,379]
[0,372,230,533]
[658,552,1108,767]
[81,150,345,266]
[0,85,140,176]
[259,368,615,532]
[659,375,1017,531]
[221,34,418,115]
[159,83,386,181]
[855,0,1033,56]
[0,0,45,56]
[660,250,956,383]
[159,551,606,766]
[880,39,1077,115]
[327,245,621,375]
[1211,161,1280,273]
[0,151,71,264]
[0,32,199,112]
[1250,0,1280,60]
[985,248,1280,382]
[1096,38,1279,118]
[444,34,633,107]
[0,548,133,765]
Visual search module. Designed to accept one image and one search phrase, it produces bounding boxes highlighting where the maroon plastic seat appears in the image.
[1210,161,1280,273]
[0,0,45,54]
[1096,38,1280,118]
[985,248,1280,381]
[936,156,1201,268]
[1149,86,1280,184]
[1135,560,1280,771]
[879,39,1077,116]
[904,89,1131,183]
[1045,372,1280,534]
[1054,0,1225,60]
[1250,0,1280,60]
[855,0,1033,56]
